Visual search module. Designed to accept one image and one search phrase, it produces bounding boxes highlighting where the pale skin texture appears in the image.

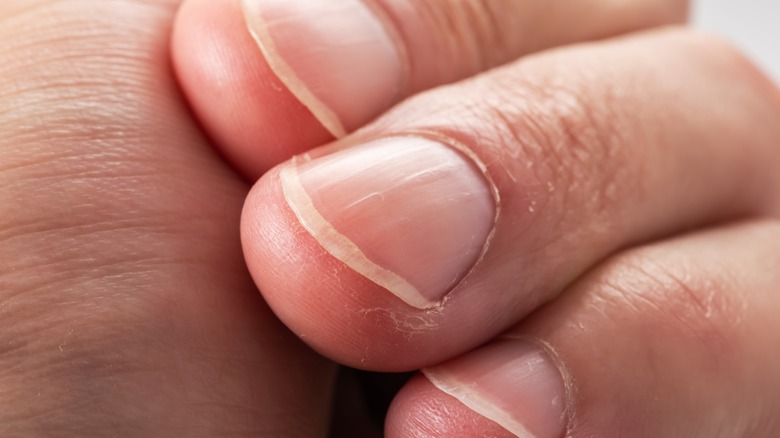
[2,0,780,437]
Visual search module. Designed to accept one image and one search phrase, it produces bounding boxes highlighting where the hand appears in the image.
[173,0,780,436]
[0,0,679,435]
[4,0,778,437]
[0,1,332,435]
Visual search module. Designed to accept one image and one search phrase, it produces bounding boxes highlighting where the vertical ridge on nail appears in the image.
[423,368,537,438]
[279,159,435,309]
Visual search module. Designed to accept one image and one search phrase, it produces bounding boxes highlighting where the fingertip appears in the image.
[242,168,441,371]
[239,138,504,371]
[386,375,515,438]
[172,0,332,180]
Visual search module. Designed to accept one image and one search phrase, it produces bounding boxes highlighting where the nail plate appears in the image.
[241,0,405,137]
[279,137,496,309]
[423,338,568,437]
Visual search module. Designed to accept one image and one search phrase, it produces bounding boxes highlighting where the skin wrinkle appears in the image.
[414,68,627,258]
[474,54,649,248]
[455,0,512,70]
[363,0,508,92]
[587,253,740,372]
[431,0,481,76]
[0,0,337,435]
[417,0,510,73]
[367,0,689,97]
[552,223,780,437]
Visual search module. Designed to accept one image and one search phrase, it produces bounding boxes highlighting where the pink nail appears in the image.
[279,137,496,309]
[423,338,568,437]
[241,0,405,137]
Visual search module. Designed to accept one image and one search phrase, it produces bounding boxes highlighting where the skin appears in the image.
[176,0,780,436]
[389,220,780,437]
[173,0,689,179]
[0,0,333,436]
[1,0,780,437]
[241,30,780,371]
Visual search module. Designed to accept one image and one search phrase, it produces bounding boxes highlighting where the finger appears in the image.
[0,0,334,435]
[242,28,780,371]
[172,0,688,178]
[390,219,780,437]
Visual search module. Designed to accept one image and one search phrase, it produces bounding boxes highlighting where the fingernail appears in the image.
[279,137,496,309]
[240,0,405,138]
[423,339,568,438]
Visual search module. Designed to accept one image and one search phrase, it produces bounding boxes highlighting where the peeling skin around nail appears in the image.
[240,0,348,138]
[423,368,535,438]
[279,159,438,309]
[360,307,442,337]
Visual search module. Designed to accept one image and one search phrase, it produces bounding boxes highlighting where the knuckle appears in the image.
[405,0,519,72]
[677,29,777,95]
[592,250,742,359]
[382,49,636,228]
[472,66,633,225]
[672,29,780,198]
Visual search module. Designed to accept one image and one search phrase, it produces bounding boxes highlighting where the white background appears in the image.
[694,0,780,81]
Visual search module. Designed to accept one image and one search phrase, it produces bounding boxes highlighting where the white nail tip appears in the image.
[279,160,437,309]
[423,368,537,438]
